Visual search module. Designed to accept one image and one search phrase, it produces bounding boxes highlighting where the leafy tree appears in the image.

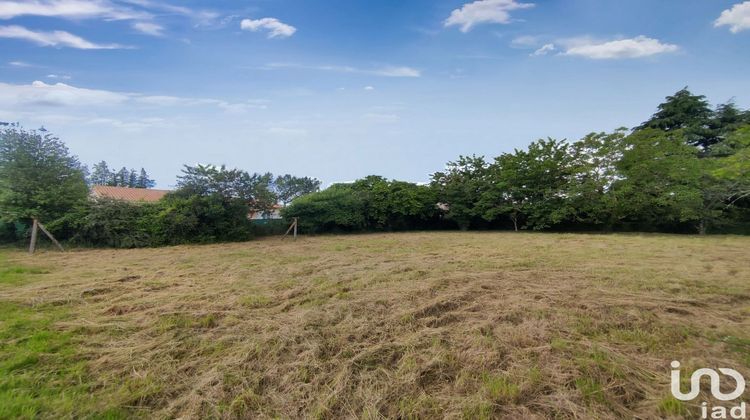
[115,167,130,187]
[431,155,489,230]
[350,176,439,230]
[0,126,88,223]
[90,160,112,186]
[273,174,321,205]
[480,138,574,230]
[128,169,138,188]
[156,194,253,244]
[282,184,366,232]
[175,164,277,212]
[566,129,628,229]
[712,102,750,141]
[637,87,716,150]
[56,198,158,248]
[282,176,440,232]
[612,129,704,231]
[703,126,750,232]
[136,168,156,189]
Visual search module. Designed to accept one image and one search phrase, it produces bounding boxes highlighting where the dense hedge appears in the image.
[282,176,444,233]
[46,195,265,248]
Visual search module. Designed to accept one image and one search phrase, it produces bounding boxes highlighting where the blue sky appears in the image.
[1,0,749,188]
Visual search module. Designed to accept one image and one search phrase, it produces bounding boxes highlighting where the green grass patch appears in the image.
[0,255,48,285]
[657,396,690,417]
[158,313,219,332]
[0,301,93,418]
[481,372,519,403]
[721,335,750,367]
[574,377,606,405]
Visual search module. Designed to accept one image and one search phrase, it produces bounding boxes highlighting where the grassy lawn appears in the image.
[0,232,748,418]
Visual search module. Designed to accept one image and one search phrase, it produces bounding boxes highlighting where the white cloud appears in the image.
[373,66,421,77]
[0,80,129,107]
[0,0,219,40]
[444,0,534,32]
[240,17,296,39]
[531,43,555,56]
[8,60,33,67]
[510,34,539,48]
[561,36,678,59]
[260,62,420,78]
[132,21,163,36]
[120,0,219,25]
[715,1,750,33]
[46,74,72,80]
[364,86,375,91]
[0,25,127,49]
[0,80,266,113]
[0,0,149,20]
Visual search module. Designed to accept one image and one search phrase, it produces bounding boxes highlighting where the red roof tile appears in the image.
[90,185,169,203]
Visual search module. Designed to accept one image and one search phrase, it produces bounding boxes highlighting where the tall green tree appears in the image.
[136,168,156,188]
[0,126,88,223]
[637,87,716,150]
[175,164,277,212]
[612,129,704,231]
[273,174,321,205]
[566,129,628,229]
[90,160,112,186]
[431,155,489,230]
[712,102,750,141]
[479,138,574,230]
[128,169,138,188]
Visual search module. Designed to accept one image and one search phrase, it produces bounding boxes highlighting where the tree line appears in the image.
[282,88,750,235]
[1,87,749,248]
[0,125,321,246]
[89,161,156,189]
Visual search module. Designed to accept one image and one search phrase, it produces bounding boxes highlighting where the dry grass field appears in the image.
[1,232,749,419]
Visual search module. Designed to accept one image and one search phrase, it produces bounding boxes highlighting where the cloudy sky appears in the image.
[1,0,749,187]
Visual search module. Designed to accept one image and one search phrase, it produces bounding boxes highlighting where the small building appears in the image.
[90,185,170,203]
[248,204,283,221]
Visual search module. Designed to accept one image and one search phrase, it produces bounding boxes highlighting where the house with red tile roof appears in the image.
[90,185,170,203]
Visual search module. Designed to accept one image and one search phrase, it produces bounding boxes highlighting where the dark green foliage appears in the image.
[282,184,367,233]
[431,155,489,230]
[637,87,716,150]
[3,88,749,246]
[155,194,253,244]
[274,175,321,205]
[90,161,112,186]
[0,126,88,224]
[174,164,277,213]
[481,138,574,231]
[611,129,704,231]
[51,195,256,248]
[566,130,628,229]
[89,161,155,188]
[52,199,158,248]
[136,168,156,188]
[282,177,441,233]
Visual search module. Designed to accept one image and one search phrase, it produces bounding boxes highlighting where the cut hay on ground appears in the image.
[1,232,748,418]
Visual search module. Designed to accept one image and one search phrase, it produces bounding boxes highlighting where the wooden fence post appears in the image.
[28,218,64,254]
[29,218,39,254]
[37,221,65,252]
[283,217,299,240]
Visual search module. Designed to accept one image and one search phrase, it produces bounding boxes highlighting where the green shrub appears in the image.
[282,176,442,233]
[51,198,158,248]
[155,194,253,245]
